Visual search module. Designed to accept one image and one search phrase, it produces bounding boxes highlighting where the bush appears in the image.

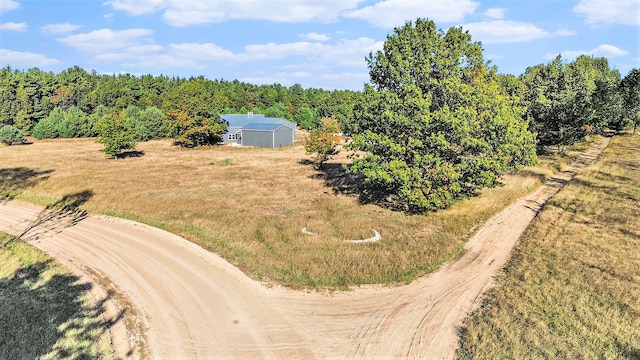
[95,111,137,157]
[140,107,168,140]
[305,118,340,168]
[56,106,88,138]
[0,125,25,145]
[32,107,63,139]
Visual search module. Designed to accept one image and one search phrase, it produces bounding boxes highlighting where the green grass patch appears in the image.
[0,234,113,359]
[457,133,640,359]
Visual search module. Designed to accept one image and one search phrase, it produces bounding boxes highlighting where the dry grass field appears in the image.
[1,136,590,289]
[458,133,640,358]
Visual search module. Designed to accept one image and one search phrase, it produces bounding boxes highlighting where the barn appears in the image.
[220,113,296,147]
[241,123,295,148]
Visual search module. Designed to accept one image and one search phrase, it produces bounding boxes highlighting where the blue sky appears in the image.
[0,0,638,90]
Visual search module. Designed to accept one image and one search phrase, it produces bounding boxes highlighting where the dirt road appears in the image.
[0,137,609,359]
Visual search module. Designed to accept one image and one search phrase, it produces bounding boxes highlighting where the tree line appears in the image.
[0,66,360,145]
[1,18,638,213]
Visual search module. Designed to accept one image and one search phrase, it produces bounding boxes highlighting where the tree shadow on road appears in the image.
[18,190,94,243]
[0,239,123,359]
[0,167,53,202]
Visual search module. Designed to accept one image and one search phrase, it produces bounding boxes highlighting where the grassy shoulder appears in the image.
[0,234,113,359]
[457,133,640,359]
[1,137,591,289]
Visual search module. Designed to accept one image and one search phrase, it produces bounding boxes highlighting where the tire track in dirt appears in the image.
[0,137,609,359]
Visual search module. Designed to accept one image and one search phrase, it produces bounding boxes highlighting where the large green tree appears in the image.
[347,19,537,213]
[523,55,623,149]
[621,69,640,134]
[163,79,228,147]
[522,56,589,150]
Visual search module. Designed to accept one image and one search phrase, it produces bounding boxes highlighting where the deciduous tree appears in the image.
[305,117,341,169]
[163,79,228,147]
[523,55,623,149]
[621,69,640,134]
[347,18,537,213]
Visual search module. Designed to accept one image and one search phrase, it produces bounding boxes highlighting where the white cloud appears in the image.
[0,49,59,67]
[90,42,234,70]
[58,28,154,53]
[94,44,164,62]
[241,71,368,90]
[483,8,505,19]
[462,20,550,44]
[230,36,381,90]
[291,71,311,78]
[236,36,382,69]
[105,0,364,26]
[239,41,327,61]
[553,28,577,36]
[168,43,233,60]
[543,44,629,61]
[103,0,166,16]
[162,6,226,26]
[240,74,296,86]
[574,0,640,26]
[0,0,20,13]
[346,0,479,28]
[320,37,384,67]
[40,23,81,35]
[317,71,370,90]
[300,32,331,41]
[590,44,629,57]
[0,21,26,31]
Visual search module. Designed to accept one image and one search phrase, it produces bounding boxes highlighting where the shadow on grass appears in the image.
[0,167,53,201]
[513,168,549,184]
[114,150,145,159]
[0,248,122,359]
[302,161,399,211]
[17,190,94,243]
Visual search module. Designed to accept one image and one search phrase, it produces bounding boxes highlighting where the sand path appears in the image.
[0,137,609,359]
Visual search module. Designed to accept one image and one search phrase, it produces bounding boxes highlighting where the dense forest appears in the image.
[0,65,360,142]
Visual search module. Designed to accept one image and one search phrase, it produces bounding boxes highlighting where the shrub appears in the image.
[0,125,25,145]
[95,111,137,157]
[32,107,63,139]
[305,118,341,168]
[56,106,88,138]
[138,106,167,140]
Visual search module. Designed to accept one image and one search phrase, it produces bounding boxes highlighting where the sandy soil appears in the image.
[0,137,609,360]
